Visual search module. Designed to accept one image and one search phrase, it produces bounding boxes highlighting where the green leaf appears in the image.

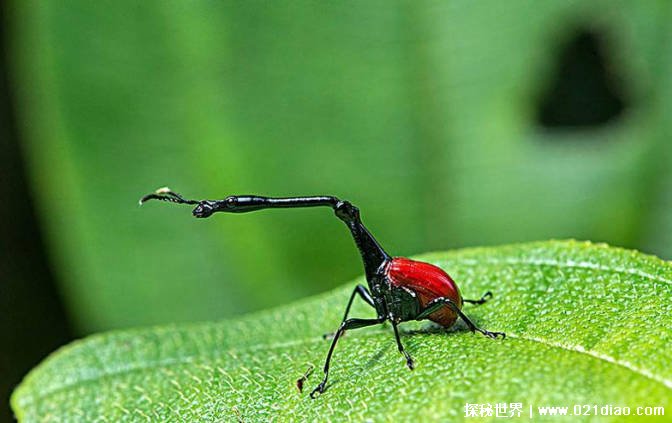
[12,241,672,421]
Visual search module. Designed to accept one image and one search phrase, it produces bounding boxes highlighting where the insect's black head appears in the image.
[334,200,360,222]
[192,201,216,218]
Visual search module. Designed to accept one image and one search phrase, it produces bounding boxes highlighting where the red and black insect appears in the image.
[141,188,505,398]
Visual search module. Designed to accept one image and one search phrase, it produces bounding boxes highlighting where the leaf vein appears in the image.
[506,331,672,390]
[455,257,672,286]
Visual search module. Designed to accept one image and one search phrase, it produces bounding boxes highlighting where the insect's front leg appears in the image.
[323,284,376,339]
[311,317,385,399]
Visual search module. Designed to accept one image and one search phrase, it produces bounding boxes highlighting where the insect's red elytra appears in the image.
[388,257,462,327]
[141,188,505,399]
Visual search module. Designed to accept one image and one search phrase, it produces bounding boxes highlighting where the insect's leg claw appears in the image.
[484,330,506,339]
[310,382,326,399]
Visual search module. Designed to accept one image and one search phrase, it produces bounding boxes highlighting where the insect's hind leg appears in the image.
[416,297,505,339]
[463,291,493,305]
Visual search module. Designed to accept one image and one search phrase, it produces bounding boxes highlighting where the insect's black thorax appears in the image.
[368,272,389,319]
[369,271,420,322]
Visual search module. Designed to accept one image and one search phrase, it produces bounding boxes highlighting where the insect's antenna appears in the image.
[139,187,199,206]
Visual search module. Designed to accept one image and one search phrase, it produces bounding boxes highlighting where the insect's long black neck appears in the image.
[331,200,390,281]
[140,191,391,282]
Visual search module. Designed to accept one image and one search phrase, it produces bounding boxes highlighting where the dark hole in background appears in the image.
[536,30,627,128]
[0,3,73,420]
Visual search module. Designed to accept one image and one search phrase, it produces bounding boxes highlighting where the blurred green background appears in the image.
[2,1,671,421]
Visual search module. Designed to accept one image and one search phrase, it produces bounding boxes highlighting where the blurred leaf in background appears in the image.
[6,0,672,338]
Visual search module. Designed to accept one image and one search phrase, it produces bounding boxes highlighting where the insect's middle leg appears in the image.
[391,321,414,370]
[416,297,505,339]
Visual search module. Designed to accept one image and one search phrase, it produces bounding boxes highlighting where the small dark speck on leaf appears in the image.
[296,364,315,393]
